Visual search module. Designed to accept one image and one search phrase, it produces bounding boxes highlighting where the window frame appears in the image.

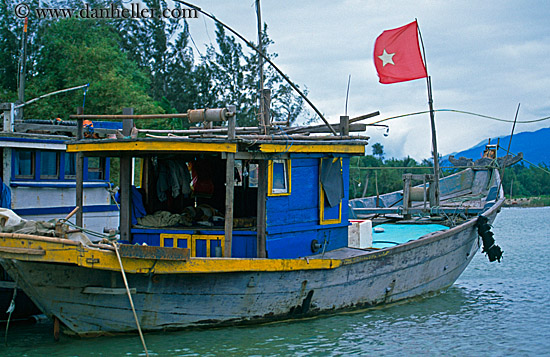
[85,156,106,181]
[319,157,342,225]
[13,149,36,179]
[267,159,291,196]
[39,150,60,179]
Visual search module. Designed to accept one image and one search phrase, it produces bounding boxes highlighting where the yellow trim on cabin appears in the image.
[259,144,365,154]
[267,159,292,196]
[319,157,343,225]
[320,194,342,225]
[67,141,237,153]
[0,235,341,273]
[160,233,224,258]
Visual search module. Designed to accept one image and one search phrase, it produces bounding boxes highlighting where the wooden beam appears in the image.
[285,123,368,134]
[349,111,380,124]
[70,113,189,120]
[14,123,119,136]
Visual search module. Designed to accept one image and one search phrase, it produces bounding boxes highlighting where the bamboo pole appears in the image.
[70,113,189,120]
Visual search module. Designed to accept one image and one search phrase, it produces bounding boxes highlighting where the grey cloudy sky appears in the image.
[185,0,550,160]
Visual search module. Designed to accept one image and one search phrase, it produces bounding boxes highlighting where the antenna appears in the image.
[345,74,351,116]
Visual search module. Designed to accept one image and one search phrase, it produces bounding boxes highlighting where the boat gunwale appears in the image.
[342,195,503,265]
[0,197,502,274]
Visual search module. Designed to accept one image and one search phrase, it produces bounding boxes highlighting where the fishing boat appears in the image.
[0,102,121,322]
[0,106,505,336]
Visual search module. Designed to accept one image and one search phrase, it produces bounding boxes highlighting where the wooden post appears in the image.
[119,108,134,242]
[362,174,369,198]
[2,103,14,132]
[224,112,236,257]
[428,174,436,208]
[53,316,60,341]
[256,161,267,258]
[76,107,84,228]
[402,174,412,219]
[375,171,380,208]
[426,77,440,207]
[261,88,271,128]
[339,115,349,136]
[256,88,269,258]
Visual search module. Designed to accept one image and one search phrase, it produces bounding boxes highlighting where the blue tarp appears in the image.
[372,224,448,249]
[115,186,146,225]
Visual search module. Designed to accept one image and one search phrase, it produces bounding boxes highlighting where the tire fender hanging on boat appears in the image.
[475,215,503,262]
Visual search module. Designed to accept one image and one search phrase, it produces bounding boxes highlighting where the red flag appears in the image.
[374,21,427,84]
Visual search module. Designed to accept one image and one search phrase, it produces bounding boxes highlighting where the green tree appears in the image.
[199,23,256,126]
[198,23,309,127]
[372,143,384,159]
[23,18,161,119]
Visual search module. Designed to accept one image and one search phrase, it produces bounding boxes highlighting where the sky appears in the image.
[184,0,550,160]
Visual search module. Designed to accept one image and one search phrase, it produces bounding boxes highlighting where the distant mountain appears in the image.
[442,127,550,166]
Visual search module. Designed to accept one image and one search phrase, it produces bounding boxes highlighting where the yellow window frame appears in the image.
[319,157,342,225]
[160,233,224,257]
[267,159,292,196]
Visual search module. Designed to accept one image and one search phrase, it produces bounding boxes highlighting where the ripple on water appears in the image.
[2,208,550,356]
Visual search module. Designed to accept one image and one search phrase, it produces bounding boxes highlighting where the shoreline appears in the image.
[504,197,550,208]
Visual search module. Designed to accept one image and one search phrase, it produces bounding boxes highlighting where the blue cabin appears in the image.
[68,114,366,260]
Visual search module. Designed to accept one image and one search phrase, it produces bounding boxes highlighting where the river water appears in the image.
[2,207,549,356]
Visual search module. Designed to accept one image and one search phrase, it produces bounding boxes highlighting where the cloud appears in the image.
[188,0,550,159]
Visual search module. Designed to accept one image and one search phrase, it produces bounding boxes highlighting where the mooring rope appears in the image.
[111,242,149,357]
[4,276,18,346]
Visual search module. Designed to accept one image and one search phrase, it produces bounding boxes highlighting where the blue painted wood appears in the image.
[13,204,118,216]
[266,221,348,235]
[265,156,352,258]
[131,230,257,258]
[266,226,349,258]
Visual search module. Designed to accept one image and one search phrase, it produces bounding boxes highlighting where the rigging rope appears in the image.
[368,109,550,125]
[111,242,149,357]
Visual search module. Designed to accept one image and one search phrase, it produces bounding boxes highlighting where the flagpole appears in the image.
[416,20,440,207]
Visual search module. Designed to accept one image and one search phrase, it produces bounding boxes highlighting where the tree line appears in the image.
[2,1,547,199]
[0,0,309,128]
[350,143,550,199]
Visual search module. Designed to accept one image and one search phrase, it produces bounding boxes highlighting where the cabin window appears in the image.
[268,160,291,196]
[14,149,35,179]
[40,151,59,179]
[319,158,343,224]
[64,152,76,178]
[235,161,259,188]
[248,163,258,188]
[87,157,105,180]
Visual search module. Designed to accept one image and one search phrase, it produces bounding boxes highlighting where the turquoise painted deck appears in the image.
[372,224,448,248]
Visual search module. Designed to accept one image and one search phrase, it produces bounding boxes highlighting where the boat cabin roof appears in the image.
[67,137,368,157]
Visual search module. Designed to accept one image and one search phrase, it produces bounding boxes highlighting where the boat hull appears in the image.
[0,203,499,335]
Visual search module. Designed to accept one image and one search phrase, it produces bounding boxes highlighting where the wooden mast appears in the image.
[255,0,267,258]
[417,22,440,207]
